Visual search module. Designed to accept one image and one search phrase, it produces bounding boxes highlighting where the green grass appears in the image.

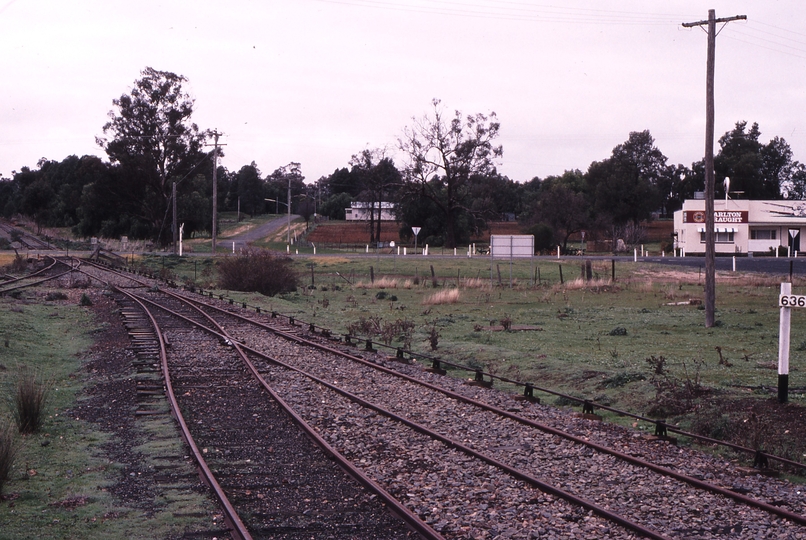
[0,292,216,539]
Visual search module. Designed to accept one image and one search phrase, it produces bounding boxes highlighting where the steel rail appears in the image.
[77,259,806,474]
[127,287,446,540]
[181,284,806,473]
[169,289,806,528]
[113,287,254,540]
[0,256,71,295]
[85,262,806,469]
[79,261,805,476]
[0,222,52,250]
[240,332,806,530]
[137,289,671,540]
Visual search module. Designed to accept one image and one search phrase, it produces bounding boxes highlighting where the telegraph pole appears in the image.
[287,173,291,246]
[207,131,226,254]
[172,182,178,254]
[683,10,746,328]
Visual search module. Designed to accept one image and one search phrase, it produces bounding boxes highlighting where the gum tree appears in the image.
[96,67,211,242]
[398,99,502,248]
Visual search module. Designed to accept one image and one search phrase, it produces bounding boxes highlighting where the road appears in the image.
[217,215,298,251]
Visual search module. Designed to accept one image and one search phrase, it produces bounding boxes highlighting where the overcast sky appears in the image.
[2,1,805,185]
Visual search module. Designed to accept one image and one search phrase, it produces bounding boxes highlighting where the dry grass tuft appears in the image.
[462,278,491,290]
[727,274,794,288]
[423,289,460,305]
[552,277,613,292]
[628,279,654,292]
[355,277,412,289]
[663,283,680,301]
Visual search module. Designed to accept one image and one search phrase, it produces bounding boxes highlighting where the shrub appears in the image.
[347,316,382,337]
[428,323,440,351]
[500,314,512,331]
[9,255,26,272]
[79,293,93,306]
[217,249,298,297]
[45,292,68,301]
[14,370,48,434]
[609,327,628,336]
[0,420,16,495]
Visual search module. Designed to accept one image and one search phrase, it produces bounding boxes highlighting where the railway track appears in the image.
[0,221,52,250]
[72,262,806,538]
[0,256,73,295]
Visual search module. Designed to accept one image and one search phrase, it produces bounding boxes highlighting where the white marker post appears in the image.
[777,282,803,403]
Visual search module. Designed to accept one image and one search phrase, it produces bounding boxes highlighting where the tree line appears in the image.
[2,68,805,251]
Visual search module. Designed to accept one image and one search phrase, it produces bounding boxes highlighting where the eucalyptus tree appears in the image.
[398,99,503,248]
[96,67,212,242]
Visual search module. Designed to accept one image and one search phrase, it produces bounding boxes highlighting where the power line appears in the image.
[313,0,684,25]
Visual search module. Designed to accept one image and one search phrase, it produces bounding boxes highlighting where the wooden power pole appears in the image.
[207,131,225,254]
[172,181,177,254]
[683,10,746,328]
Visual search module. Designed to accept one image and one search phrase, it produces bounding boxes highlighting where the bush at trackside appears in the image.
[217,249,298,297]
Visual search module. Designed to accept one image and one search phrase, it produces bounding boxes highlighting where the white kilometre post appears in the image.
[779,282,792,403]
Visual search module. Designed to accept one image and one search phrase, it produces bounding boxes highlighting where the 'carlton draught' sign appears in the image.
[683,210,747,223]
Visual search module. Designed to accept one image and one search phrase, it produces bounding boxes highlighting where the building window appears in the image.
[700,231,734,243]
[750,229,776,240]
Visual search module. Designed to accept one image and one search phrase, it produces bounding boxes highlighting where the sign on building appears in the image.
[683,210,748,223]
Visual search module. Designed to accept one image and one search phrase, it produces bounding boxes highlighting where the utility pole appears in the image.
[207,131,226,254]
[683,10,746,328]
[172,181,177,254]
[287,173,291,246]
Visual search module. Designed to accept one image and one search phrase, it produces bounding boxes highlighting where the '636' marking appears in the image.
[780,295,806,308]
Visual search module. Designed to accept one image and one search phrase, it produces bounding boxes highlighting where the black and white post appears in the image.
[778,282,793,403]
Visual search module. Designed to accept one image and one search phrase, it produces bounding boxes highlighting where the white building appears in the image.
[344,202,396,221]
[674,198,806,255]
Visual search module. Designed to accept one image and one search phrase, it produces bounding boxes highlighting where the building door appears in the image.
[789,228,801,253]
